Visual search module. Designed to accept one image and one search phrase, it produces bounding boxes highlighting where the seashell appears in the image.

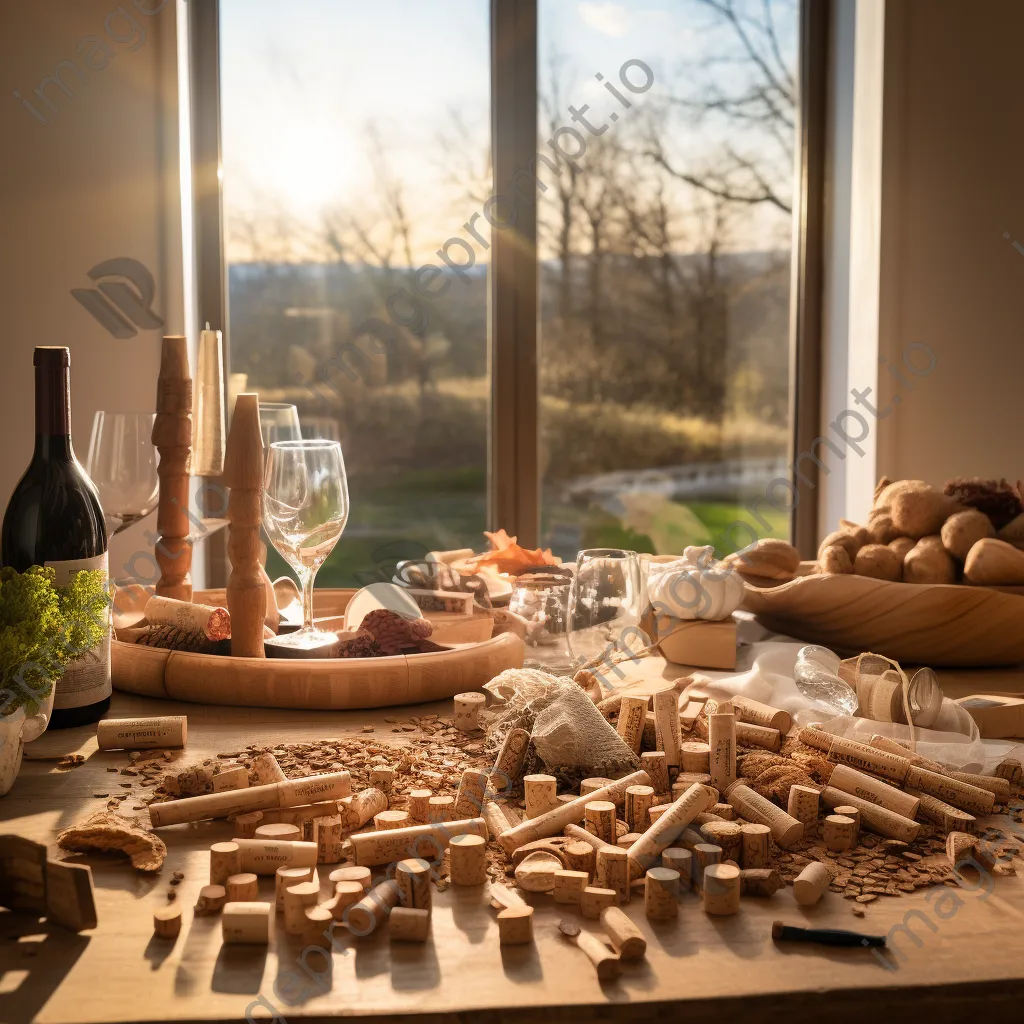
[647,545,744,622]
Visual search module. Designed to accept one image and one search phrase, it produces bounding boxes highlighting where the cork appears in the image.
[677,827,704,851]
[331,881,365,918]
[709,714,736,792]
[571,928,622,980]
[581,886,617,920]
[195,884,227,915]
[491,727,530,791]
[396,858,432,911]
[225,873,258,902]
[600,906,646,960]
[904,765,995,815]
[444,833,483,886]
[350,817,488,867]
[314,815,344,864]
[302,904,334,948]
[640,752,670,795]
[799,727,910,784]
[786,785,820,836]
[329,865,371,892]
[738,823,771,869]
[700,821,742,864]
[617,696,649,755]
[595,847,630,903]
[946,831,978,867]
[247,801,338,832]
[345,880,401,937]
[820,787,921,842]
[644,867,679,920]
[276,865,315,910]
[725,783,803,848]
[553,869,589,904]
[524,774,558,819]
[693,843,722,891]
[681,741,711,773]
[369,767,396,796]
[210,841,242,886]
[149,771,351,828]
[822,815,856,852]
[212,766,250,793]
[407,790,432,823]
[453,691,487,732]
[912,791,976,832]
[232,812,263,838]
[564,823,616,856]
[97,716,187,751]
[624,786,656,833]
[584,801,617,844]
[153,904,182,939]
[662,847,692,888]
[711,802,735,820]
[702,863,740,916]
[740,867,782,896]
[391,906,430,942]
[653,687,682,767]
[950,771,1011,804]
[497,904,534,944]
[729,696,792,734]
[734,722,782,752]
[562,838,597,876]
[832,805,861,837]
[425,796,453,824]
[626,783,716,875]
[234,839,318,875]
[283,880,320,934]
[995,758,1022,785]
[869,734,944,771]
[375,810,412,831]
[251,752,286,785]
[483,801,512,843]
[648,804,671,824]
[829,764,922,819]
[455,769,491,820]
[254,823,301,842]
[580,778,615,799]
[222,901,270,944]
[793,861,831,906]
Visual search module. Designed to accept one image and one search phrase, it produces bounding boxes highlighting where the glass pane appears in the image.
[220,0,491,586]
[538,0,798,560]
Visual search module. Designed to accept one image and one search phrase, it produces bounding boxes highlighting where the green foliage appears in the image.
[0,566,109,717]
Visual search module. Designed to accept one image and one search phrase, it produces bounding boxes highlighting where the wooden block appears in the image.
[396,857,432,910]
[231,812,264,838]
[946,831,978,867]
[454,691,487,732]
[793,862,831,906]
[644,868,679,920]
[153,904,182,939]
[370,767,397,796]
[391,906,431,942]
[195,884,227,915]
[375,810,412,831]
[42,858,97,932]
[740,823,771,869]
[515,852,560,893]
[225,873,259,902]
[553,869,590,904]
[680,700,704,731]
[524,774,558,819]
[449,834,487,885]
[283,880,320,934]
[497,904,534,945]
[222,901,270,944]
[595,847,630,904]
[407,789,433,824]
[702,863,740,916]
[616,696,649,755]
[600,905,646,960]
[658,617,737,669]
[581,886,617,920]
[210,841,242,886]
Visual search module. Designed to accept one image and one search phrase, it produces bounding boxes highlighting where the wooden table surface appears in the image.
[5,685,1024,1024]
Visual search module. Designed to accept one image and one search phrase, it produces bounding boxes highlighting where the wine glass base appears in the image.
[264,629,341,659]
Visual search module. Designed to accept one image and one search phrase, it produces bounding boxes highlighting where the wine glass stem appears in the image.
[300,566,318,632]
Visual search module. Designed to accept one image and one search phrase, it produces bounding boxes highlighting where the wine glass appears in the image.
[85,412,159,535]
[262,440,349,648]
[567,548,649,675]
[258,402,302,446]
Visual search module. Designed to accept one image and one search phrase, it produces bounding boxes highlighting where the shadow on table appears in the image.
[499,941,543,983]
[389,938,441,991]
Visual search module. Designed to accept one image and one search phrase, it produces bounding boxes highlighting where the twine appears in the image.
[832,650,916,753]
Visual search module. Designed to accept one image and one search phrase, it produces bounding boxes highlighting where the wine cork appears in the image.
[822,814,856,852]
[642,710,658,750]
[693,811,725,829]
[580,778,615,799]
[624,786,656,833]
[302,905,334,948]
[580,886,617,920]
[995,758,1022,786]
[255,823,301,842]
[648,804,671,824]
[345,880,401,937]
[390,906,430,942]
[314,815,344,864]
[483,801,512,843]
[946,831,978,867]
[283,880,320,934]
[869,734,945,771]
[832,805,861,837]
[164,762,214,797]
[708,714,736,792]
[153,904,182,939]
[787,785,820,836]
[251,752,286,785]
[799,727,911,784]
[617,833,642,850]
[516,852,560,893]
[677,827,704,851]
[407,790,433,824]
[565,823,616,855]
[573,929,622,981]
[829,764,921,819]
[661,847,692,889]
[730,696,792,734]
[195,884,227,915]
[375,810,412,831]
[950,771,1011,804]
[234,839,318,875]
[455,769,491,820]
[428,796,455,824]
[693,843,722,891]
[794,861,831,906]
[210,841,242,886]
[740,823,771,869]
[331,881,365,918]
[680,741,711,773]
[523,774,558,820]
[553,869,589,904]
[563,839,596,876]
[276,865,315,910]
[740,867,782,896]
[734,722,782,752]
[453,691,487,732]
[490,727,529,790]
[212,766,250,793]
[351,817,488,867]
[449,834,487,885]
[626,782,716,875]
[711,802,735,820]
[232,811,263,838]
[329,865,372,892]
[904,765,995,815]
[222,902,270,944]
[369,768,396,796]
[225,873,258,902]
[702,863,740,916]
[725,783,803,848]
[595,847,630,903]
[616,696,649,755]
[674,773,713,791]
[497,904,534,944]
[396,857,432,910]
[584,801,617,844]
[700,821,742,864]
[912,791,976,833]
[640,752,670,795]
[600,906,646,960]
[644,867,679,920]
[653,687,682,767]
[149,771,351,828]
[820,787,921,842]
[97,716,187,751]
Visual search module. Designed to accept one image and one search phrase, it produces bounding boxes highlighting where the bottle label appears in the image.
[44,553,112,710]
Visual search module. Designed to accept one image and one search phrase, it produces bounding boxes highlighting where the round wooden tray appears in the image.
[741,563,1024,666]
[112,588,524,710]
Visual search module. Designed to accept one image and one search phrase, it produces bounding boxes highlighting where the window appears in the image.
[201,0,814,585]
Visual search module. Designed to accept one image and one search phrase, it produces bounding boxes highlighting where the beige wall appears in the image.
[0,0,192,578]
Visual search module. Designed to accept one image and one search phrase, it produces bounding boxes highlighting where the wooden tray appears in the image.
[741,563,1024,666]
[111,588,523,709]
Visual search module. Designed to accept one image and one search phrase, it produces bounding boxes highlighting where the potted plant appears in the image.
[0,566,109,795]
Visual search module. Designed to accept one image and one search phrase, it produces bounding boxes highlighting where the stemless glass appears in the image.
[262,440,349,648]
[85,412,159,535]
[258,402,302,447]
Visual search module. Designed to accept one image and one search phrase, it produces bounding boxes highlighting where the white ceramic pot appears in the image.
[0,687,55,796]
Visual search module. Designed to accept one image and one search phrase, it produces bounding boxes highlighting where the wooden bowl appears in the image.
[741,563,1024,666]
[111,588,523,709]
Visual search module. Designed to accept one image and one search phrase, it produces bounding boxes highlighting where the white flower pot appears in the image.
[0,687,55,796]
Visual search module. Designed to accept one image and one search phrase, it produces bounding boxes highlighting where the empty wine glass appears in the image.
[85,412,159,535]
[258,402,302,446]
[263,440,349,649]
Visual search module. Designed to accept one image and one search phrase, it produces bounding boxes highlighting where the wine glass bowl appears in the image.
[258,402,302,446]
[85,412,159,535]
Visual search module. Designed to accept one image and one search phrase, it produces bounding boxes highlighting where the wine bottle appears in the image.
[1,347,111,727]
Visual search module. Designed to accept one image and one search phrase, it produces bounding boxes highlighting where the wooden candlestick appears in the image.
[153,336,193,601]
[223,393,266,658]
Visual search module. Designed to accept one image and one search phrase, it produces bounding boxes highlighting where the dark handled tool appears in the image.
[772,921,886,948]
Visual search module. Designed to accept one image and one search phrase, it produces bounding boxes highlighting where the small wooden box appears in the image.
[954,693,1024,739]
[657,616,737,670]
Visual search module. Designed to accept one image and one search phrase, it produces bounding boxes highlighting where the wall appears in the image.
[0,0,199,581]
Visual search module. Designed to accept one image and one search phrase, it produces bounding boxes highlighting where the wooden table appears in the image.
[5,689,1024,1024]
